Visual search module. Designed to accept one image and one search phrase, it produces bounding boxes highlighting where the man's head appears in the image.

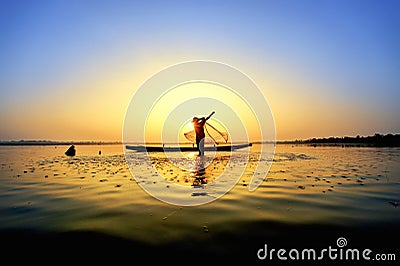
[192,117,199,122]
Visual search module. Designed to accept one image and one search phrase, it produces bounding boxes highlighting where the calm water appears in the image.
[1,144,399,262]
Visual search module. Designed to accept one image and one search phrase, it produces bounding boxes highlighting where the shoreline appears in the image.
[1,133,399,147]
[1,141,399,148]
[0,140,123,146]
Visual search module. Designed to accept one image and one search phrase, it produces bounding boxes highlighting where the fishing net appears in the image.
[184,122,229,144]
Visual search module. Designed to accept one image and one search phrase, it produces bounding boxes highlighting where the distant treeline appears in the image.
[0,140,122,146]
[289,133,400,147]
[1,133,400,147]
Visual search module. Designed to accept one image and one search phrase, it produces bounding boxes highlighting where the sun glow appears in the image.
[142,81,261,143]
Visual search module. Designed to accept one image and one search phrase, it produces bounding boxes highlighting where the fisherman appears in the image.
[192,111,215,156]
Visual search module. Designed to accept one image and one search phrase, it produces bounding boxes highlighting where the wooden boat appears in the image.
[125,143,252,152]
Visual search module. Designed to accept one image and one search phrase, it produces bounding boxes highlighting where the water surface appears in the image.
[0,144,399,263]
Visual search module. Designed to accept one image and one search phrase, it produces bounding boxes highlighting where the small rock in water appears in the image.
[65,145,76,157]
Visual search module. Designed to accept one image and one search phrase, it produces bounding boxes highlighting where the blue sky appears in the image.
[0,0,399,141]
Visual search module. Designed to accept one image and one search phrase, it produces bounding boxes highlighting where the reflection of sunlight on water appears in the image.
[187,152,196,159]
[146,151,231,186]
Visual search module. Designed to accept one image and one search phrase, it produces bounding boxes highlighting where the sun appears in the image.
[188,122,194,131]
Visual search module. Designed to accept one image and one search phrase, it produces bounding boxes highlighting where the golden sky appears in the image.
[1,1,399,141]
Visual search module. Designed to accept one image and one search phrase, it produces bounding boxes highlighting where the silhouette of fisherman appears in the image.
[65,145,76,156]
[192,111,214,156]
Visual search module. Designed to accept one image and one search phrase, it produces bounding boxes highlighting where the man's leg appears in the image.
[196,139,201,156]
[199,138,205,156]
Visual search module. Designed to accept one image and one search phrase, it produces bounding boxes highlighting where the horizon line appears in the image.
[0,132,399,145]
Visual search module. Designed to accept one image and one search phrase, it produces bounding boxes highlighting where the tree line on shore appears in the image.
[1,133,399,147]
[292,133,400,147]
